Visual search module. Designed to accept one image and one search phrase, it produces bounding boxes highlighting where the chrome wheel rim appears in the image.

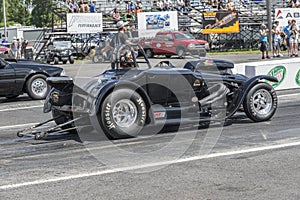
[93,55,99,63]
[145,50,152,57]
[112,99,137,128]
[31,78,48,97]
[178,49,185,57]
[252,89,273,115]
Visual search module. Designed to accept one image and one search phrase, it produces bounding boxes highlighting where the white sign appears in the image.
[67,13,103,34]
[235,58,300,90]
[137,11,178,38]
[275,8,300,29]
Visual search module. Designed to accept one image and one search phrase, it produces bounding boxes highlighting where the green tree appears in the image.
[0,0,31,26]
[31,0,54,27]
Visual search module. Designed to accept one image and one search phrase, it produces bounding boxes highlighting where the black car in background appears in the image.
[0,57,65,100]
[45,41,75,65]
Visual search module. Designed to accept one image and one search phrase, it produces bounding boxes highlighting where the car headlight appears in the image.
[60,69,66,76]
[188,44,195,49]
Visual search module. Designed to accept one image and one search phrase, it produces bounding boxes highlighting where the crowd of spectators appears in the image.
[259,20,299,59]
[59,0,98,13]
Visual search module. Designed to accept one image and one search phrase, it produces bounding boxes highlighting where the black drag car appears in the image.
[41,44,278,139]
[0,57,65,100]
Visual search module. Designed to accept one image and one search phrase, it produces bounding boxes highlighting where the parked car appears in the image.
[45,41,74,65]
[0,56,65,100]
[0,45,10,55]
[39,44,278,140]
[139,31,209,58]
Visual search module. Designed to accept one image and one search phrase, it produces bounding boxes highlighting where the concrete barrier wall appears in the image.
[234,58,300,90]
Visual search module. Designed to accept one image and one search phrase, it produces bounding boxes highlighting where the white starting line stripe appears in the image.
[1,140,300,190]
[0,105,43,112]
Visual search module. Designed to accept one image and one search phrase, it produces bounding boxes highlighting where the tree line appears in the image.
[0,0,56,28]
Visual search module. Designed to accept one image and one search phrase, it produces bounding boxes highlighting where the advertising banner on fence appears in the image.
[67,13,103,34]
[235,58,300,90]
[202,11,239,34]
[137,11,178,38]
[275,8,300,29]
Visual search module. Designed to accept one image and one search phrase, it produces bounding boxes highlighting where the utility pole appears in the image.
[266,0,272,51]
[3,0,7,39]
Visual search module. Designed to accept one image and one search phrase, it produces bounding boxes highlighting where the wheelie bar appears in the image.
[16,116,82,140]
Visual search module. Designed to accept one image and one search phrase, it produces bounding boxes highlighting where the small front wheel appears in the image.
[98,88,147,139]
[243,83,277,122]
[92,55,102,63]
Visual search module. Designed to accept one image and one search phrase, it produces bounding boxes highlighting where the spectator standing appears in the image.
[259,24,270,59]
[290,19,298,57]
[112,8,121,23]
[274,21,284,57]
[283,20,292,56]
[90,1,97,13]
[16,38,22,59]
[11,37,18,59]
[271,24,281,57]
[21,38,28,59]
[135,6,142,21]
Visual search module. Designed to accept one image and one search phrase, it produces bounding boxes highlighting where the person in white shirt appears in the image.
[290,19,299,57]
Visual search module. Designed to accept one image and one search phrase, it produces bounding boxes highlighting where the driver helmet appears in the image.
[120,50,134,68]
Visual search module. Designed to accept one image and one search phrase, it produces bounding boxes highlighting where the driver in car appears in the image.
[120,50,135,68]
[101,20,137,69]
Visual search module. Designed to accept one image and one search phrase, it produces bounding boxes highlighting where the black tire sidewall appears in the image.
[99,89,147,139]
[244,83,277,122]
[69,56,75,64]
[54,57,59,64]
[26,74,50,100]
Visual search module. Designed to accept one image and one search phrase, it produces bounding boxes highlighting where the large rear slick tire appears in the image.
[243,83,277,122]
[99,88,147,139]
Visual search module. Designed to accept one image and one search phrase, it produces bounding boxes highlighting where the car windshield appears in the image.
[174,33,195,40]
[53,41,72,50]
